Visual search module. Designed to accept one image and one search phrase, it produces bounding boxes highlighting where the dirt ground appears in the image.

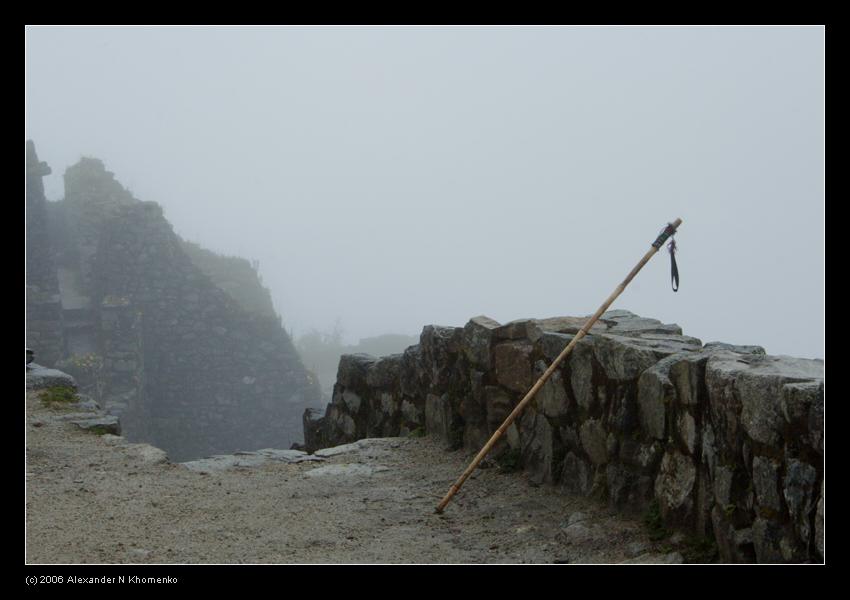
[25,389,690,565]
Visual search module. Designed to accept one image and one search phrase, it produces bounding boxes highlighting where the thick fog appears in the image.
[25,26,824,359]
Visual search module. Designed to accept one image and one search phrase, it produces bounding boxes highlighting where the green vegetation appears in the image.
[40,386,77,406]
[86,425,111,436]
[408,427,426,438]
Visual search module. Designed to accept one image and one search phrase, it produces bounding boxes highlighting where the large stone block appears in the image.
[560,451,593,496]
[579,419,608,466]
[654,449,696,525]
[519,407,560,485]
[493,341,534,393]
[462,315,501,370]
[483,386,516,433]
[493,319,543,343]
[783,459,818,547]
[336,353,378,389]
[752,456,782,513]
[706,351,823,447]
[535,361,570,419]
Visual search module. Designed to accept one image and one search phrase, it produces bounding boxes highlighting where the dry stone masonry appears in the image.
[25,141,320,461]
[304,311,824,563]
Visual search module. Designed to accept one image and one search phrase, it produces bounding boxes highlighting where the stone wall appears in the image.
[304,311,824,563]
[25,142,321,461]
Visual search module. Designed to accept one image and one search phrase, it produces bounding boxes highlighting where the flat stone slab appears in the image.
[253,448,324,462]
[26,364,76,391]
[180,448,324,473]
[124,443,169,465]
[181,454,268,473]
[70,416,121,435]
[313,438,406,457]
[303,463,390,478]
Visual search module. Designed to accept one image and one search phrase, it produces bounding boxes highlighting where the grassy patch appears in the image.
[407,426,426,438]
[40,386,77,406]
[86,425,111,436]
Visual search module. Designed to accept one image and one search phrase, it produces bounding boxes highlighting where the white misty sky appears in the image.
[25,25,824,359]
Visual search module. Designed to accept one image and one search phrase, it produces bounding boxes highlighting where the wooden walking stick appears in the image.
[435,218,683,514]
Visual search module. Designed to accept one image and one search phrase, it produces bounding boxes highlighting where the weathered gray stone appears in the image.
[783,459,817,545]
[425,393,458,447]
[536,315,608,335]
[655,450,696,520]
[312,437,404,457]
[752,456,782,513]
[519,407,558,485]
[752,517,785,563]
[637,363,674,440]
[484,386,515,433]
[303,407,327,453]
[366,354,403,389]
[71,415,121,435]
[713,464,735,508]
[336,353,378,388]
[342,390,362,413]
[493,341,534,393]
[556,521,595,545]
[781,380,824,454]
[701,423,717,476]
[602,310,684,337]
[560,451,593,495]
[568,339,597,412]
[538,331,574,362]
[180,448,320,473]
[678,411,697,455]
[124,443,169,464]
[606,463,652,509]
[400,399,423,426]
[379,392,397,416]
[707,351,823,447]
[493,319,543,343]
[619,439,662,472]
[256,448,323,462]
[337,412,357,437]
[593,335,661,381]
[579,419,608,465]
[711,505,752,563]
[25,364,77,391]
[462,315,501,369]
[703,342,766,355]
[535,362,569,418]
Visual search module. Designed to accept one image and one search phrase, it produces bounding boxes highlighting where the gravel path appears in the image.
[26,389,685,564]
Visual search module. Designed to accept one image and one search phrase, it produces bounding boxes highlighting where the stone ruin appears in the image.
[25,141,321,461]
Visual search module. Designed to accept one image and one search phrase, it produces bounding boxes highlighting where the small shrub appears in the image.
[41,386,77,406]
[408,426,426,438]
